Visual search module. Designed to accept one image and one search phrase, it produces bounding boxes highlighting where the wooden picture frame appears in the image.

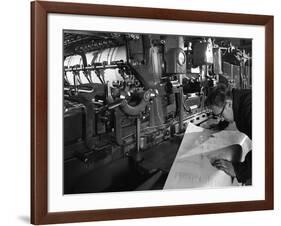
[31,0,274,224]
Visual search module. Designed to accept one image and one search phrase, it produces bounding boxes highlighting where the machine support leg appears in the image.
[136,117,141,153]
[179,87,184,133]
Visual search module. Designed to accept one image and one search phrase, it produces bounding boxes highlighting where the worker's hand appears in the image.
[200,118,220,130]
[211,159,236,177]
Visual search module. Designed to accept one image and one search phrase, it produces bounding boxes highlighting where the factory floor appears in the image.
[66,137,183,194]
[139,136,182,173]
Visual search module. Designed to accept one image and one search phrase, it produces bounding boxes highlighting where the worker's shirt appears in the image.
[231,89,252,184]
[232,89,252,139]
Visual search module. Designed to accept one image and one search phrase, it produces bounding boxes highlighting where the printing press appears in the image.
[63,31,251,194]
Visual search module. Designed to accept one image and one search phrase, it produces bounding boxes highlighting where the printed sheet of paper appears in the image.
[164,123,252,189]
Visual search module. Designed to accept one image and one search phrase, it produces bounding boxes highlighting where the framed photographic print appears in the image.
[31,0,274,224]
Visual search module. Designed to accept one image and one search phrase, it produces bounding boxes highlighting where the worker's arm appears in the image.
[232,151,252,184]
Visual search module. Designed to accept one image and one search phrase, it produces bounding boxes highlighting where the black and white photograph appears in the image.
[63,30,252,194]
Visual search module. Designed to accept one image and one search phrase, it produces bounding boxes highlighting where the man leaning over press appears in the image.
[205,84,252,185]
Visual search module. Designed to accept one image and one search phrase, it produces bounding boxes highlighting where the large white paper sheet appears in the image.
[164,123,252,189]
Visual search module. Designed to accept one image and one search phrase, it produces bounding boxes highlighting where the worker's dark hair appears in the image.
[205,83,232,107]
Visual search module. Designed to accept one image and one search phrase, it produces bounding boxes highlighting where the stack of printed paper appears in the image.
[164,123,252,189]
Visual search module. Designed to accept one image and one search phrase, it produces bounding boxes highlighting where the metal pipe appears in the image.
[64,87,94,93]
[107,100,124,110]
[120,98,148,116]
[64,62,125,72]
